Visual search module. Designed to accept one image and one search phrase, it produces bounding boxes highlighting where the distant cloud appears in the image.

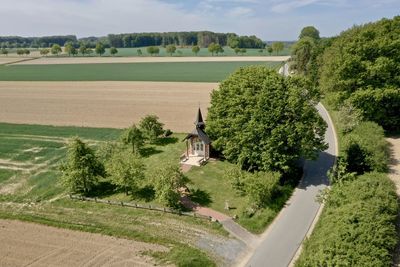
[227,6,254,17]
[270,0,320,13]
[0,0,398,40]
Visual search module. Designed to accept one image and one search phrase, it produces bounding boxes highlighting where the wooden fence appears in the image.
[69,194,213,221]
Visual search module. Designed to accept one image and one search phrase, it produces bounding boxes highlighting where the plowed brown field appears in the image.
[0,219,167,267]
[0,81,217,132]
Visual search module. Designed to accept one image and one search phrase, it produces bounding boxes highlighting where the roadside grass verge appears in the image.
[0,61,281,82]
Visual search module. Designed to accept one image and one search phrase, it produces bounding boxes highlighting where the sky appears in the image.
[0,0,399,40]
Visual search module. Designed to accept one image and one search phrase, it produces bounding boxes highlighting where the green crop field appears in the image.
[0,61,281,82]
[106,46,291,57]
[45,46,291,57]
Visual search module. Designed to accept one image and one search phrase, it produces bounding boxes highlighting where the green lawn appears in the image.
[186,160,297,234]
[0,123,226,266]
[0,61,281,82]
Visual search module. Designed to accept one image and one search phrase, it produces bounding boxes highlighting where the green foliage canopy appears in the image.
[51,44,62,55]
[60,137,105,195]
[110,47,118,56]
[320,16,400,95]
[152,165,189,208]
[121,124,145,154]
[95,42,106,56]
[296,172,398,267]
[207,66,327,172]
[166,45,176,56]
[299,26,320,40]
[139,115,164,143]
[106,149,145,195]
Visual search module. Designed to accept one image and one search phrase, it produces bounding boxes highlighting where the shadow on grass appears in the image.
[133,185,155,202]
[141,147,163,158]
[190,189,213,206]
[153,137,179,146]
[88,181,118,197]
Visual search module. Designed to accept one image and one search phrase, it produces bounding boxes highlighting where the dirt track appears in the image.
[0,81,216,132]
[0,219,167,267]
[12,56,290,65]
[0,57,34,65]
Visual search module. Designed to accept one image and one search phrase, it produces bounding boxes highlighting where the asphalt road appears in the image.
[243,103,337,267]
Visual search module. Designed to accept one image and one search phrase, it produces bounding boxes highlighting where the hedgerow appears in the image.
[296,173,398,267]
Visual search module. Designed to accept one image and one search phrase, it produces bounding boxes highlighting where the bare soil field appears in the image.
[12,56,290,65]
[0,219,167,267]
[0,81,217,132]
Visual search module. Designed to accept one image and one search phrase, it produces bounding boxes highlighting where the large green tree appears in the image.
[139,115,164,142]
[152,164,189,208]
[95,42,106,56]
[291,37,316,75]
[166,44,176,56]
[192,45,200,55]
[64,42,74,56]
[272,42,284,55]
[319,16,400,131]
[121,124,145,154]
[207,66,327,172]
[299,26,320,40]
[51,44,62,56]
[60,137,105,195]
[107,149,145,195]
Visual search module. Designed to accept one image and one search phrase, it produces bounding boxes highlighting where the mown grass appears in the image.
[185,160,298,234]
[0,198,222,266]
[0,61,281,82]
[0,123,226,265]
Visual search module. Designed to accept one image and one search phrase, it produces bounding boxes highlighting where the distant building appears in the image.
[181,108,211,166]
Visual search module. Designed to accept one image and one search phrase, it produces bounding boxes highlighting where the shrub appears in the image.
[341,121,389,174]
[349,88,400,132]
[296,173,398,267]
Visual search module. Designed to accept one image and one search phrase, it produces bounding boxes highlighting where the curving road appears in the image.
[242,64,338,267]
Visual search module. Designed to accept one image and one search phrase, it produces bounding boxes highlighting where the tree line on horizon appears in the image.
[0,31,269,50]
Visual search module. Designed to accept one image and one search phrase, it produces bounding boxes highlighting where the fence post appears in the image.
[121,201,124,207]
[95,197,97,203]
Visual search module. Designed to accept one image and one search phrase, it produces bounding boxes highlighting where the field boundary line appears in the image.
[69,194,214,222]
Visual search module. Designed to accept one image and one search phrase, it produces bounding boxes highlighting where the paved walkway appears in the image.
[180,187,257,247]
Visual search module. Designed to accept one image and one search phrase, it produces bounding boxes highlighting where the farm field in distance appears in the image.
[0,55,286,265]
[0,61,281,82]
[0,81,216,132]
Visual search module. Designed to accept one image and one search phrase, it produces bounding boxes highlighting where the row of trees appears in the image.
[108,31,265,48]
[292,19,399,266]
[61,115,187,208]
[0,32,269,50]
[291,17,400,132]
[0,35,77,49]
